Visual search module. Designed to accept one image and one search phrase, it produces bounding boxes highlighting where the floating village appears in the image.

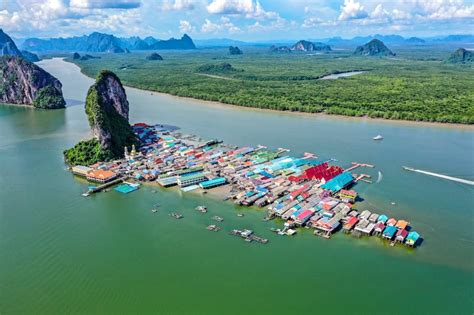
[71,123,422,248]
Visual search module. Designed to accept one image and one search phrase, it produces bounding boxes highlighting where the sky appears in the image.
[1,0,473,40]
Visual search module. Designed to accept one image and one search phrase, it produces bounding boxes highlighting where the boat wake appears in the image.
[376,171,383,184]
[403,166,474,186]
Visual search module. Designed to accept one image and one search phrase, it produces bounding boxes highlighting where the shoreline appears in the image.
[135,88,474,130]
[61,58,474,130]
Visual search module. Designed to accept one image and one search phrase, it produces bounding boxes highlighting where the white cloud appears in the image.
[201,17,240,33]
[163,0,195,11]
[302,17,324,28]
[1,0,144,37]
[338,0,368,21]
[179,20,195,33]
[206,0,280,20]
[70,0,141,9]
[207,0,254,15]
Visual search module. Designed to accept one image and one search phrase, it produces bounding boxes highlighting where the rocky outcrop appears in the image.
[447,48,473,64]
[229,46,243,55]
[291,40,331,52]
[269,45,291,53]
[0,29,22,57]
[87,71,137,156]
[0,56,65,109]
[146,52,163,60]
[64,70,138,165]
[196,63,241,73]
[21,50,40,62]
[353,39,395,56]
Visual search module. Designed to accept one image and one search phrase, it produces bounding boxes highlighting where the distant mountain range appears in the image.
[322,34,474,46]
[194,34,474,47]
[22,32,196,52]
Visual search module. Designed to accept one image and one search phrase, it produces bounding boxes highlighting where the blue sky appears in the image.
[1,0,473,40]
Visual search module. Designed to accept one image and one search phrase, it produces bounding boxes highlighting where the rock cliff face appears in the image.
[0,56,65,109]
[64,70,137,165]
[353,39,395,56]
[86,70,137,157]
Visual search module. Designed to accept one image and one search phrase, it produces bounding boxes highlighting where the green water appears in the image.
[0,58,473,315]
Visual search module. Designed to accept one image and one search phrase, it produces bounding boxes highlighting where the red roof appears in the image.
[396,229,408,237]
[346,216,359,226]
[375,222,385,230]
[134,122,150,127]
[297,210,313,220]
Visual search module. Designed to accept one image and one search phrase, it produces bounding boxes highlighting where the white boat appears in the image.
[373,135,383,140]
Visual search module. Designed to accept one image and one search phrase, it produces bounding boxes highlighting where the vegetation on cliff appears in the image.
[33,85,66,109]
[64,70,137,165]
[63,138,111,166]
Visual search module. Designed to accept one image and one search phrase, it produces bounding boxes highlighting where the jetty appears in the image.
[230,229,269,244]
[82,177,124,196]
[403,166,474,186]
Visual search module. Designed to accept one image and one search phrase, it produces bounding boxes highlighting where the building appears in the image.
[71,165,93,177]
[339,189,358,203]
[86,170,118,183]
[177,172,208,187]
[200,177,227,189]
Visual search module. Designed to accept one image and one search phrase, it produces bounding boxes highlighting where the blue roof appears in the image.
[378,215,388,223]
[383,226,397,236]
[407,231,420,241]
[321,173,354,192]
[200,177,226,188]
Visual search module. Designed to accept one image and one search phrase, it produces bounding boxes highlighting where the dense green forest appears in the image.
[70,46,474,124]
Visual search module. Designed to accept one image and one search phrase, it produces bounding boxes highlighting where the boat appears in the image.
[373,135,383,140]
[170,212,183,219]
[151,209,158,213]
[195,206,208,213]
[211,216,224,222]
[237,213,244,217]
[206,224,220,232]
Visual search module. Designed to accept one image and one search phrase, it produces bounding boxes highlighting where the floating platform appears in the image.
[115,183,140,194]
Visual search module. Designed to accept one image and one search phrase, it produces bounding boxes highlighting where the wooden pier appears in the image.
[82,177,124,197]
[344,162,375,173]
[354,174,372,183]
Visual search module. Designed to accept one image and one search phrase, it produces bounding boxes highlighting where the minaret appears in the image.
[131,144,137,157]
[124,146,129,160]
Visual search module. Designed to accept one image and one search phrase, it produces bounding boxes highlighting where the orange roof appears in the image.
[88,169,116,179]
[395,220,409,229]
